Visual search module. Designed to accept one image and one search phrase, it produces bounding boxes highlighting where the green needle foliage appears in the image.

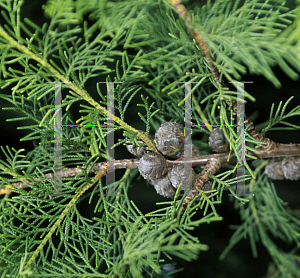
[0,0,300,277]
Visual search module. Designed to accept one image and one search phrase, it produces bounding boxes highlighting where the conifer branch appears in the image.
[1,1,300,276]
[0,0,298,219]
[0,159,140,194]
[168,0,279,152]
[22,166,106,270]
[191,93,212,132]
[169,0,290,207]
[2,142,300,195]
[0,26,157,153]
[168,0,220,87]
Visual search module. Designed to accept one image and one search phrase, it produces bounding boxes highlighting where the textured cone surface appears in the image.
[169,164,196,190]
[151,176,176,198]
[265,159,285,180]
[126,130,151,157]
[138,152,167,180]
[282,157,300,180]
[209,127,230,153]
[155,122,184,159]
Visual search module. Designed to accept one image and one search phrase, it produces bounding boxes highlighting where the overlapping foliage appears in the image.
[0,0,300,277]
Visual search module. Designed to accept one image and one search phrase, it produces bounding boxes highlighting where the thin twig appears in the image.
[168,0,293,208]
[23,167,107,270]
[0,159,140,195]
[0,25,157,154]
[2,143,300,195]
[182,157,222,209]
[169,0,220,87]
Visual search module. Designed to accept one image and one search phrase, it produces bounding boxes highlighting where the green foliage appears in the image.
[221,160,300,277]
[0,0,299,277]
[194,0,300,87]
[262,96,300,135]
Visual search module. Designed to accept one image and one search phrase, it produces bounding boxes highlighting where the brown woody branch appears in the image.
[169,0,220,87]
[1,1,298,207]
[2,143,300,195]
[0,159,139,195]
[167,0,298,207]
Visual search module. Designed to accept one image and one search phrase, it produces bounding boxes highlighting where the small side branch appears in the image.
[244,116,277,159]
[23,168,106,271]
[2,143,300,195]
[183,157,222,209]
[0,159,140,195]
[169,0,220,86]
